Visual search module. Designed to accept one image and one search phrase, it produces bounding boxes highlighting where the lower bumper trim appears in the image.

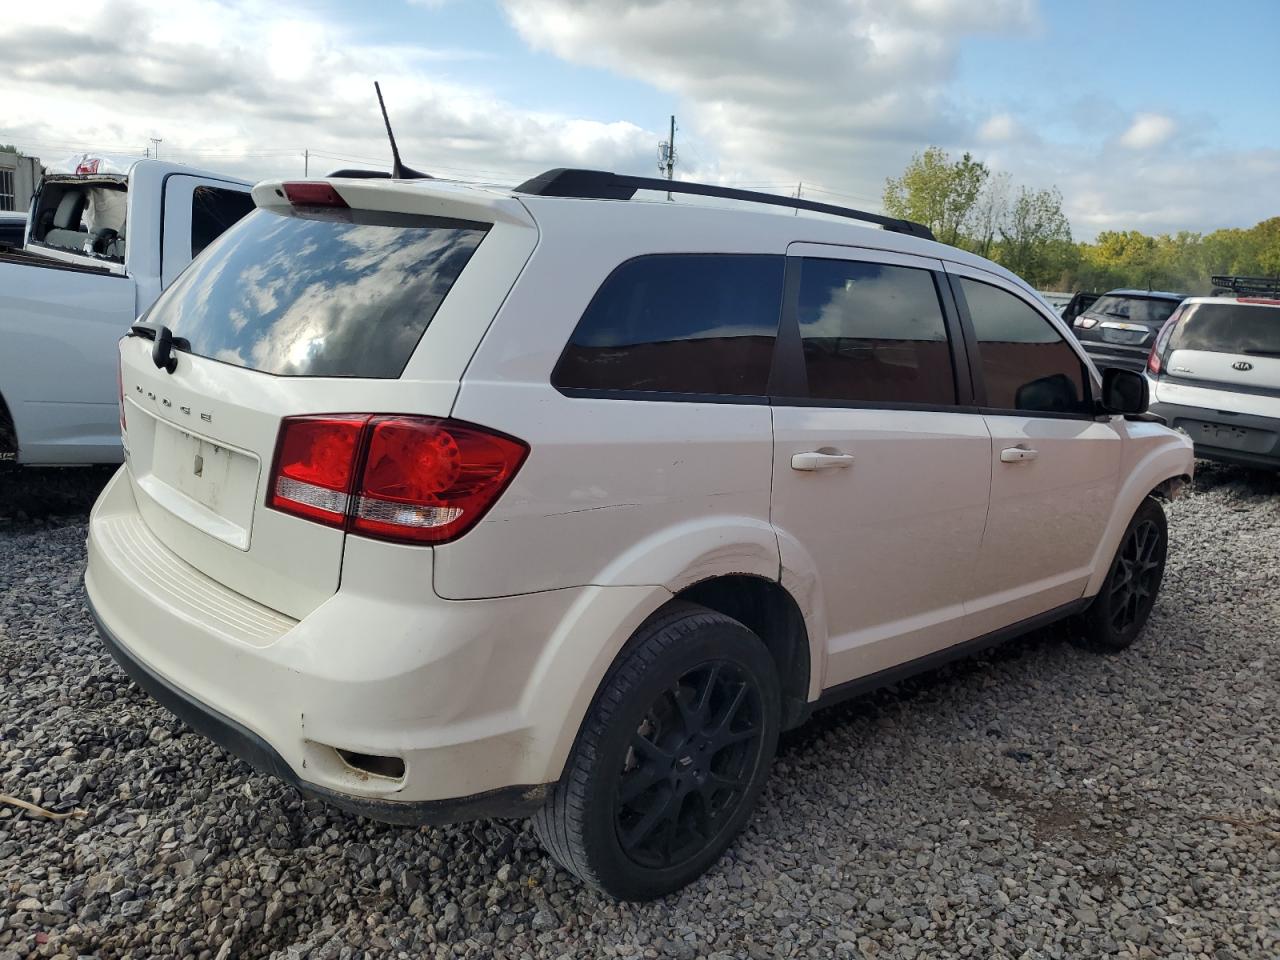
[89,600,551,826]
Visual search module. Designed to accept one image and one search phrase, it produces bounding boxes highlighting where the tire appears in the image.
[1078,496,1168,651]
[533,601,781,900]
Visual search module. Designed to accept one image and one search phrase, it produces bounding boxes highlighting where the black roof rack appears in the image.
[1211,275,1280,297]
[513,168,936,241]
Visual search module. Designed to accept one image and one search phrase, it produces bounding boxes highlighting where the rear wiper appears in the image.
[1243,348,1280,357]
[128,321,189,373]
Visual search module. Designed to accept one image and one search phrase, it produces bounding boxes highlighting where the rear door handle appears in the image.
[1000,446,1039,463]
[791,451,854,471]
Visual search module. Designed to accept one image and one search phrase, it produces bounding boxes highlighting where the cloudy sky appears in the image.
[5,0,1278,239]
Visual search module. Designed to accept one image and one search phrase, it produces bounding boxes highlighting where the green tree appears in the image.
[883,147,989,246]
[0,144,18,154]
[996,186,1073,287]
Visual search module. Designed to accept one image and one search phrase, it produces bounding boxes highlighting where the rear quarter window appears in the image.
[552,254,784,397]
[150,208,488,378]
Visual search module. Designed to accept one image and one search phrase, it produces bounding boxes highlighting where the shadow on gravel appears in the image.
[1190,459,1280,499]
[0,465,115,523]
[778,617,1075,758]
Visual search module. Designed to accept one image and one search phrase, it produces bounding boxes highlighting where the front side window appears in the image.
[553,254,784,396]
[796,258,956,405]
[960,277,1091,415]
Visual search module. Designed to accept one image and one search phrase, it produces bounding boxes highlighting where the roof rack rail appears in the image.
[513,168,936,241]
[1211,275,1280,297]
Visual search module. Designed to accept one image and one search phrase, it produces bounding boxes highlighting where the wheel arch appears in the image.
[1084,434,1193,597]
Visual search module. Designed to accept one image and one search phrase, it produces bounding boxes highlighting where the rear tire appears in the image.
[533,601,780,900]
[1078,497,1168,651]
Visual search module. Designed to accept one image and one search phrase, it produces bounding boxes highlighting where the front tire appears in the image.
[1078,496,1168,651]
[533,601,781,900]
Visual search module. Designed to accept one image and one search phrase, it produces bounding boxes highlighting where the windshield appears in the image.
[1170,302,1280,355]
[1086,295,1181,325]
[149,208,488,378]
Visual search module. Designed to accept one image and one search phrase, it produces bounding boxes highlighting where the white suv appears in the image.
[1146,276,1280,470]
[86,169,1194,900]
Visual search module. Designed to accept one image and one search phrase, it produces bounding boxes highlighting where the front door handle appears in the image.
[791,451,855,471]
[1000,446,1039,463]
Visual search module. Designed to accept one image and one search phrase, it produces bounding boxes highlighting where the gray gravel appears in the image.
[1,462,1278,959]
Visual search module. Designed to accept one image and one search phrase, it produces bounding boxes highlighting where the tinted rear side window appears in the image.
[1170,302,1280,354]
[553,254,784,396]
[796,258,955,405]
[151,208,487,378]
[961,277,1091,415]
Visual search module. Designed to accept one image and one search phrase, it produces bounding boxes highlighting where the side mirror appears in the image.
[1101,367,1148,415]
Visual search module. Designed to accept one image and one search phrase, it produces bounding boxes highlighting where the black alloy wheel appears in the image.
[615,660,764,870]
[1078,496,1168,651]
[533,601,781,900]
[1107,517,1164,635]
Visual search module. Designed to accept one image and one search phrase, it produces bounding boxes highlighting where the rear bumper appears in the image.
[84,467,635,822]
[1149,401,1280,469]
[89,601,548,824]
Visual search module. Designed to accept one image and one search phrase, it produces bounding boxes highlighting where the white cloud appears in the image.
[0,0,657,184]
[502,0,1037,201]
[2,0,1274,243]
[978,113,1025,144]
[1117,112,1177,150]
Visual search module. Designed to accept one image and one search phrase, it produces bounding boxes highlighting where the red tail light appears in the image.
[268,415,527,544]
[282,181,349,208]
[270,416,368,526]
[1147,308,1182,376]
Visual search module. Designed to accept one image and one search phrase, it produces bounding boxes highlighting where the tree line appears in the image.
[882,146,1279,294]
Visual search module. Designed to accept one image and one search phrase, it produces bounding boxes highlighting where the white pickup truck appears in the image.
[0,158,253,465]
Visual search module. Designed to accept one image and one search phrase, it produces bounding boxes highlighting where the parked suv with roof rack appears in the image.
[86,168,1194,899]
[1073,288,1186,372]
[1147,275,1280,469]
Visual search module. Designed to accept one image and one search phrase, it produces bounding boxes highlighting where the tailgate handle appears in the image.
[1000,446,1039,463]
[791,451,854,471]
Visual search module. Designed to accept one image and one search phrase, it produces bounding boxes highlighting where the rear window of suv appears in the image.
[1086,294,1180,325]
[1170,302,1280,355]
[150,208,488,378]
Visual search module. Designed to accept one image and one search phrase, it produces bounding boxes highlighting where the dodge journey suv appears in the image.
[87,169,1194,900]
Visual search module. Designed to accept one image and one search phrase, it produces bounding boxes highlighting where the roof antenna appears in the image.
[374,81,431,180]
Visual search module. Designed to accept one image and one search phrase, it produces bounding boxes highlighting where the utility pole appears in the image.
[149,137,162,159]
[657,115,677,200]
[794,182,802,215]
[304,149,309,176]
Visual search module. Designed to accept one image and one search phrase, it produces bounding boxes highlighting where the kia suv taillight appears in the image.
[268,415,527,544]
[1147,308,1183,375]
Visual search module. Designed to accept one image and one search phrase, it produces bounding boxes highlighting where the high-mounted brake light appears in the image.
[281,181,349,208]
[268,415,527,545]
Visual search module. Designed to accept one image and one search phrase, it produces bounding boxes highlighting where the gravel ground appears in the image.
[1,462,1278,959]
